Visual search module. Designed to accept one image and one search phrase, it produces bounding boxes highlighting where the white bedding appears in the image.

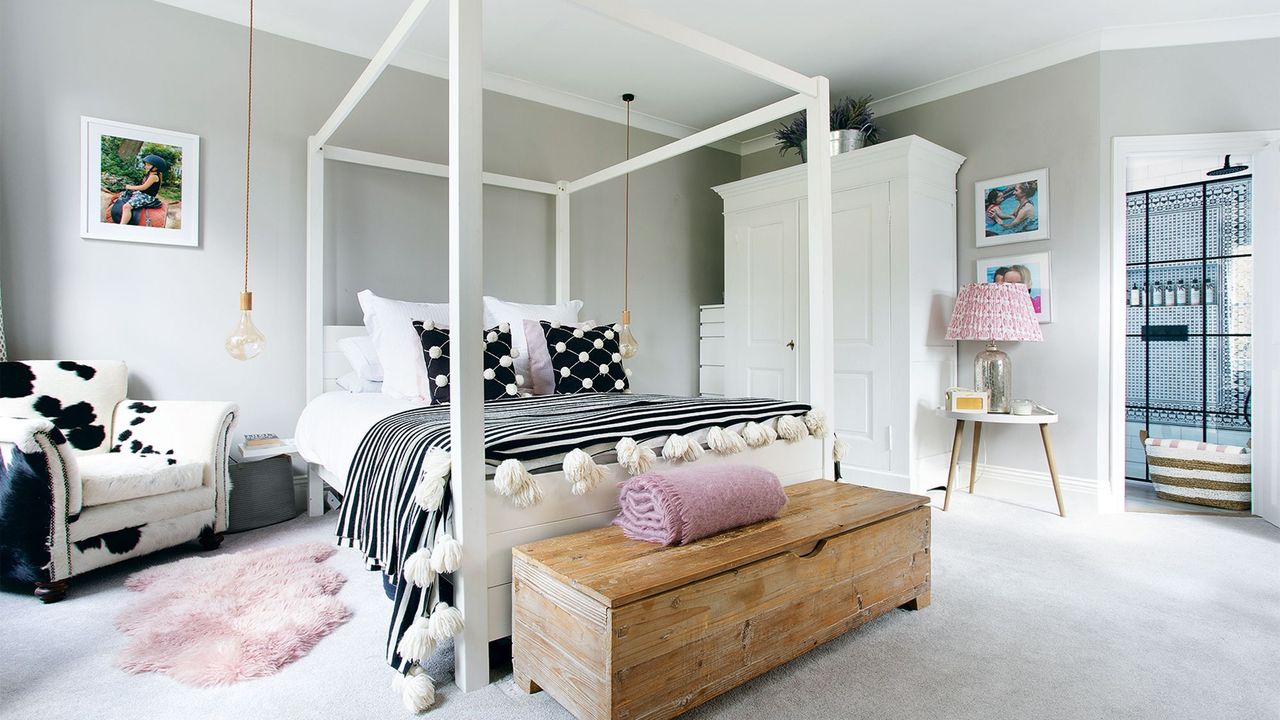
[295,392,425,493]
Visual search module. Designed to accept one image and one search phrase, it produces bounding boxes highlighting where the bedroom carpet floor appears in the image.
[3,488,1278,720]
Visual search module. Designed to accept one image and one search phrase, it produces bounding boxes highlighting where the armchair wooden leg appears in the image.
[198,528,225,551]
[34,579,70,604]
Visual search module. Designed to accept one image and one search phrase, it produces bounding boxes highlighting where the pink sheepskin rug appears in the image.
[115,542,351,686]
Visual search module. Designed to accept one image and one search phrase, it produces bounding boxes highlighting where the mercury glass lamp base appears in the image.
[974,343,1011,413]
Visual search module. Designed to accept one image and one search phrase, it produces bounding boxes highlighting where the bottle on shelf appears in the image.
[1163,281,1176,307]
[1175,279,1188,306]
[1140,281,1148,306]
[1151,281,1164,306]
[1189,280,1201,306]
[1205,280,1216,305]
[1129,282,1142,306]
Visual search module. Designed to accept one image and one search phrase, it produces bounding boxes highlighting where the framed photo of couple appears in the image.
[80,116,200,247]
[975,168,1048,246]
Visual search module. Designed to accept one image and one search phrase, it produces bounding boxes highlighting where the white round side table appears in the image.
[937,407,1064,517]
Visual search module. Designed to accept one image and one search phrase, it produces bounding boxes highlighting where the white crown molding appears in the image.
[872,12,1280,117]
[158,1,1279,157]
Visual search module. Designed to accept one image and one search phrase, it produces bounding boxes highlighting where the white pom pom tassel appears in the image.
[804,410,829,437]
[776,415,810,442]
[563,449,605,495]
[833,436,851,462]
[615,437,656,475]
[413,473,448,512]
[430,534,463,574]
[393,665,436,713]
[427,602,465,642]
[421,448,451,479]
[495,459,542,508]
[396,617,438,663]
[741,421,775,449]
[661,433,689,463]
[706,426,747,455]
[402,547,436,588]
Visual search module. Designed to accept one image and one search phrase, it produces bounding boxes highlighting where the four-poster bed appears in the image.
[300,0,837,703]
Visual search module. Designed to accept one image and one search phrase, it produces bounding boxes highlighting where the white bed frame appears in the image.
[305,0,836,692]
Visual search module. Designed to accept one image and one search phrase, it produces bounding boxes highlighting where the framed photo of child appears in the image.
[81,117,200,247]
[976,251,1054,323]
[974,168,1049,247]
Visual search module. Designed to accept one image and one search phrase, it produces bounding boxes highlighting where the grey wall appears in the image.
[877,55,1104,481]
[0,0,737,440]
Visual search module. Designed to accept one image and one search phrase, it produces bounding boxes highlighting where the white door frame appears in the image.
[1106,131,1280,524]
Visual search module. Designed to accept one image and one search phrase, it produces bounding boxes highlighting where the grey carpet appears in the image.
[3,489,1278,720]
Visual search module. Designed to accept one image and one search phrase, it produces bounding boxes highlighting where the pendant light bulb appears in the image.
[618,309,639,359]
[226,292,266,361]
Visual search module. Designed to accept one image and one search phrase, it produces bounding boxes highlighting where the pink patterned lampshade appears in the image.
[946,282,1043,342]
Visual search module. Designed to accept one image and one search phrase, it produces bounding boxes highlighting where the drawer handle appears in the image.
[792,538,829,559]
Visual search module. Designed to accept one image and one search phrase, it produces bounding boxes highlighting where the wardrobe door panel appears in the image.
[832,183,892,471]
[724,202,799,401]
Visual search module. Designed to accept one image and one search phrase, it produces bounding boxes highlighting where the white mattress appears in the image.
[295,392,425,494]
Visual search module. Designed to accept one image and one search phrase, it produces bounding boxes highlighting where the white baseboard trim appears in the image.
[947,462,1100,516]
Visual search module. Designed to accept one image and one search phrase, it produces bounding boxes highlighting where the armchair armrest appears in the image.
[110,400,238,531]
[0,417,80,582]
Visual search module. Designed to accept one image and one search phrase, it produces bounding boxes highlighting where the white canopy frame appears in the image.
[304,0,834,692]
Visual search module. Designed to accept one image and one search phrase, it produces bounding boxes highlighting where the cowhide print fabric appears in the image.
[0,418,79,583]
[0,360,128,454]
[0,365,238,583]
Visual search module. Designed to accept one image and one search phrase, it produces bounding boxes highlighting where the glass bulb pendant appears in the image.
[225,291,266,361]
[618,309,639,359]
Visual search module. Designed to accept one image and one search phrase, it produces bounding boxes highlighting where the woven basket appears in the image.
[1141,431,1251,511]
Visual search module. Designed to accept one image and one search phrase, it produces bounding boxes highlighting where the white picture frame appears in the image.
[81,116,200,247]
[976,251,1054,323]
[975,168,1049,247]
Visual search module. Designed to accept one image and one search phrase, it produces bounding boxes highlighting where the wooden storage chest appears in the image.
[511,480,931,720]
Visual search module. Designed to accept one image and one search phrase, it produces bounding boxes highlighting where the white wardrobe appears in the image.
[713,136,965,493]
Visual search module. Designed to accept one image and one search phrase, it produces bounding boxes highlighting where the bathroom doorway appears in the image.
[1123,163,1252,514]
[1109,132,1280,524]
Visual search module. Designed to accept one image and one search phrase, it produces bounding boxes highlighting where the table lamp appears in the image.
[945,282,1042,413]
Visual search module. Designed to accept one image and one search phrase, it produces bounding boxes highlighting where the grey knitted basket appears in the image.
[228,454,298,532]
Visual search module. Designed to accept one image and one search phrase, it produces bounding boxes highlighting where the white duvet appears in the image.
[294,392,425,494]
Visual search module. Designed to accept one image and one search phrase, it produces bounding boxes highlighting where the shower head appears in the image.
[1207,154,1249,177]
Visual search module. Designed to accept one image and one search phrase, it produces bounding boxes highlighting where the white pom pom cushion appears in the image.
[414,322,520,404]
[540,321,630,395]
[482,297,583,393]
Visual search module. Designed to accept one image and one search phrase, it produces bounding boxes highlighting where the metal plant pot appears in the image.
[799,128,868,163]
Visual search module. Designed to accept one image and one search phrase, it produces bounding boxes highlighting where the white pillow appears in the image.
[357,290,451,399]
[484,296,584,392]
[337,335,383,382]
[336,371,382,394]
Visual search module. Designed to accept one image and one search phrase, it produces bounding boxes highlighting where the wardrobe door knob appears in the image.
[787,340,796,350]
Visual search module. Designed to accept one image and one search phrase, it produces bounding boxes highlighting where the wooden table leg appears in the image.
[1039,423,1066,517]
[943,419,965,511]
[968,421,983,494]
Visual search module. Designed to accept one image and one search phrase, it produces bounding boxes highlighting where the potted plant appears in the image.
[774,95,880,162]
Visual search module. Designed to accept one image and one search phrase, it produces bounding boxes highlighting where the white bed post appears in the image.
[555,183,571,303]
[447,0,490,693]
[805,76,836,480]
[305,136,326,516]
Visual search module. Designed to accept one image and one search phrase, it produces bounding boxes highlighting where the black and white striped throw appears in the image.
[334,392,811,674]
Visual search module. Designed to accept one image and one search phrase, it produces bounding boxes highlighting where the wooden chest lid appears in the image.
[512,480,929,608]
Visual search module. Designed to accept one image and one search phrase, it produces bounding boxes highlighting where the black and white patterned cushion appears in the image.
[540,321,631,395]
[413,321,521,404]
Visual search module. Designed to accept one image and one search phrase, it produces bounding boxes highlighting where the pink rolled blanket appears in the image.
[612,465,787,546]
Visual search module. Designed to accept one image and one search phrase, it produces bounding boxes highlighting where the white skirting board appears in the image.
[955,462,1099,516]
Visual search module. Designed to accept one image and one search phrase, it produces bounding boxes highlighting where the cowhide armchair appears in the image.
[0,360,237,602]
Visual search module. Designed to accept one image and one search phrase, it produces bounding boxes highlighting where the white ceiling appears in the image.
[157,0,1280,148]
